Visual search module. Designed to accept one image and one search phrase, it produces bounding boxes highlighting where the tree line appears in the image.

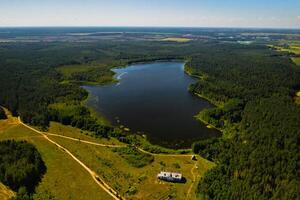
[0,107,6,119]
[1,38,299,199]
[189,44,300,199]
[0,140,46,199]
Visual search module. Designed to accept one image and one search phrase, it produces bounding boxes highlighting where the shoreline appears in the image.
[80,59,220,151]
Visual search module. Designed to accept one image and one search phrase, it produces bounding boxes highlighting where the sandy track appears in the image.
[18,118,123,200]
[17,117,198,200]
[46,132,126,148]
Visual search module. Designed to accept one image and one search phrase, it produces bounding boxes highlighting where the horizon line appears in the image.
[0,25,300,30]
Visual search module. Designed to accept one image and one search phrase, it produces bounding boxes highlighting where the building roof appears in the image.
[157,171,182,180]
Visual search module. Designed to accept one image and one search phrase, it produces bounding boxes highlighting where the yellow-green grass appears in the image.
[290,46,300,53]
[282,46,300,54]
[269,44,300,66]
[81,93,111,125]
[196,114,222,133]
[0,112,215,199]
[194,92,224,108]
[0,108,19,131]
[48,102,108,126]
[269,44,300,54]
[0,117,19,132]
[48,101,110,126]
[47,136,215,200]
[162,37,192,42]
[291,57,300,66]
[243,33,300,36]
[295,91,300,105]
[48,121,123,146]
[0,123,113,200]
[48,117,190,155]
[0,183,15,200]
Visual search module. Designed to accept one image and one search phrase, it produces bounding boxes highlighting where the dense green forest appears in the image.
[188,45,300,199]
[0,140,46,199]
[1,35,300,199]
[0,40,220,137]
[0,40,191,136]
[0,107,6,119]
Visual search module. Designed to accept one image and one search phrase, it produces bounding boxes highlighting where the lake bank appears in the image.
[83,61,220,149]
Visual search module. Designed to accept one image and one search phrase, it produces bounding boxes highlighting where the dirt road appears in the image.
[19,118,123,200]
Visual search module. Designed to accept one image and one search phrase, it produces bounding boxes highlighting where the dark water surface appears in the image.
[83,62,219,148]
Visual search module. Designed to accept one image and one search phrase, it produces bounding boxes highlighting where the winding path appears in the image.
[18,118,123,200]
[17,117,198,200]
[46,132,126,148]
[187,163,198,199]
[44,130,198,199]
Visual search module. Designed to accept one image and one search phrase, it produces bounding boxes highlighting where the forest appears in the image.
[0,35,299,199]
[188,44,300,199]
[0,40,214,137]
[0,107,6,119]
[0,140,46,199]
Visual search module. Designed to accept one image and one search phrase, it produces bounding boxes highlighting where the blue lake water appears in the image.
[83,62,219,148]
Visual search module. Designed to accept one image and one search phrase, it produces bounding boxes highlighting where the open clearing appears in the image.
[295,91,300,105]
[48,122,123,146]
[292,57,300,66]
[0,120,113,200]
[47,136,214,199]
[0,114,214,200]
[269,43,300,66]
[162,37,192,42]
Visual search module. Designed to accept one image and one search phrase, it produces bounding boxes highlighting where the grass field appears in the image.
[162,37,192,42]
[47,135,214,200]
[0,113,215,200]
[269,43,300,66]
[0,183,15,200]
[48,121,123,145]
[295,91,300,105]
[275,46,300,55]
[292,57,300,66]
[0,121,113,200]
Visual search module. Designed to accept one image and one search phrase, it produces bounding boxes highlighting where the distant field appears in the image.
[269,44,300,66]
[281,45,300,54]
[0,121,113,200]
[295,91,300,105]
[291,57,300,66]
[242,33,300,37]
[162,37,192,42]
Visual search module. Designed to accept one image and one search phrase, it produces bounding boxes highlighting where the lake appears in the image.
[83,62,219,148]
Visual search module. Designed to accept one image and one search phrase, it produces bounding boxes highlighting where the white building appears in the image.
[157,171,182,182]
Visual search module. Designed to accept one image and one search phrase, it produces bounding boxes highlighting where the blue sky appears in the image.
[0,0,300,28]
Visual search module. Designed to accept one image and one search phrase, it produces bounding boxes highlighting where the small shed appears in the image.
[191,155,197,160]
